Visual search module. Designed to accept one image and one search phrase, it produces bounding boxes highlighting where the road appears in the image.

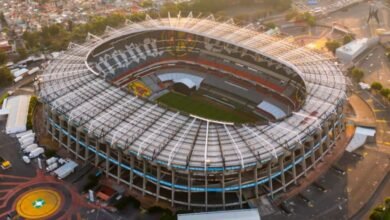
[356,90,390,153]
[350,170,390,220]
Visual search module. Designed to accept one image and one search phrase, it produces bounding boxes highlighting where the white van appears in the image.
[24,144,38,153]
[29,147,45,159]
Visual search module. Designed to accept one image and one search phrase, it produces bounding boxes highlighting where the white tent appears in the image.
[346,127,376,152]
[157,73,204,89]
[5,95,31,134]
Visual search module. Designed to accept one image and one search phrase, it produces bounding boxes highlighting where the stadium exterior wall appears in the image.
[44,102,345,210]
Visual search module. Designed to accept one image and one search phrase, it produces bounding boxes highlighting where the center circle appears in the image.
[15,189,62,219]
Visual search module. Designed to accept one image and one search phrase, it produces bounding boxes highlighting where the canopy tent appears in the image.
[346,127,376,152]
[5,95,31,134]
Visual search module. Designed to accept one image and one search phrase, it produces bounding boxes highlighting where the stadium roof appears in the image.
[38,15,347,170]
[178,209,260,220]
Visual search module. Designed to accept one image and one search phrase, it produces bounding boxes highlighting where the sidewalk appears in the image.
[274,134,350,205]
[347,93,376,127]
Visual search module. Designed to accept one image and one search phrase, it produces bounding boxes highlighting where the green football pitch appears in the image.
[157,92,262,123]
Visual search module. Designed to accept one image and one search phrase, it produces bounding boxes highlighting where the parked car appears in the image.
[22,156,31,164]
[1,160,12,170]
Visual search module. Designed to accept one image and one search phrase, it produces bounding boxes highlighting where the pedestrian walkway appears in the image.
[0,169,98,220]
[347,94,376,126]
[16,189,62,219]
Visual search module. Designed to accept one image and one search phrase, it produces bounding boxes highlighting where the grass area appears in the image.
[157,92,260,123]
[0,92,8,106]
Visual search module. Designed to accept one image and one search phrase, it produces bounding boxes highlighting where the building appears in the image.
[38,16,347,210]
[0,40,12,53]
[336,37,379,65]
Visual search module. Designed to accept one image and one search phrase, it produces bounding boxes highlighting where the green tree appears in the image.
[140,0,153,8]
[0,51,8,65]
[264,22,276,30]
[349,68,364,82]
[22,31,40,50]
[114,195,140,210]
[44,149,57,158]
[22,13,128,53]
[0,12,7,27]
[343,34,354,45]
[371,82,383,91]
[370,197,390,220]
[26,96,38,129]
[285,10,299,21]
[325,40,341,54]
[17,47,29,61]
[380,88,390,98]
[303,12,316,26]
[0,66,13,87]
[147,206,175,220]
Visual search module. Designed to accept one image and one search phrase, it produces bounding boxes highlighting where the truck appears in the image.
[16,130,33,138]
[23,144,38,153]
[28,67,40,75]
[20,137,34,146]
[46,162,58,172]
[46,157,58,166]
[58,158,67,165]
[19,133,35,143]
[29,147,44,158]
[53,160,78,180]
[18,133,35,142]
[21,143,37,150]
[14,76,23,83]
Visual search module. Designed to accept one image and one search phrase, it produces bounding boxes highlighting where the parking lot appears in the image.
[264,145,389,220]
[264,158,348,220]
[0,120,36,178]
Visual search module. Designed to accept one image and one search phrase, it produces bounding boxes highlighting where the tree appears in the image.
[264,22,276,30]
[114,195,140,210]
[140,0,153,8]
[26,96,38,129]
[303,12,316,26]
[147,206,175,220]
[370,197,390,220]
[17,47,29,61]
[349,68,364,82]
[0,66,13,87]
[325,40,341,54]
[343,34,354,45]
[380,88,390,98]
[285,10,299,21]
[371,82,383,91]
[44,149,57,158]
[0,51,8,65]
[0,12,7,27]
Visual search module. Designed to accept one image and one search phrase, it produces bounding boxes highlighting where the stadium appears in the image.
[38,14,347,210]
